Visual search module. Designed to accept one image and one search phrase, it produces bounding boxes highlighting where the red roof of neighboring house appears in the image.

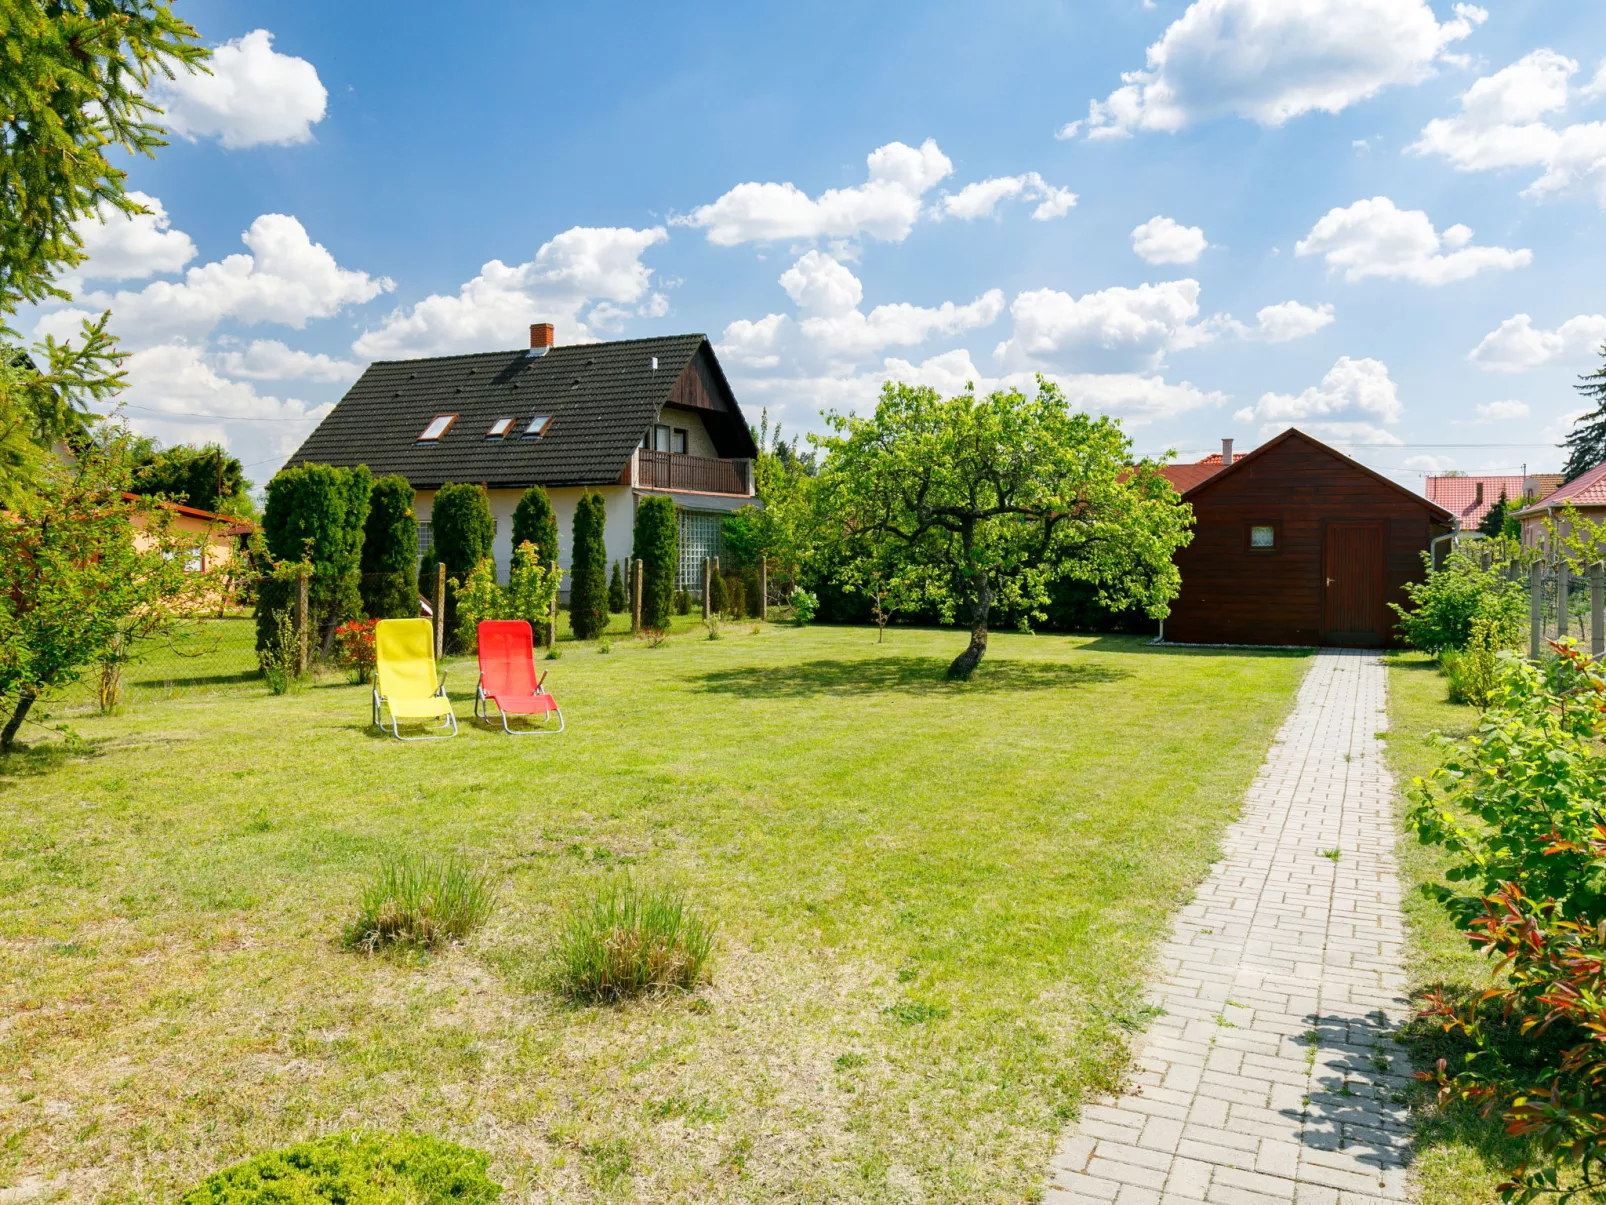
[1158,461,1229,492]
[123,492,256,533]
[1425,475,1527,530]
[1515,462,1606,517]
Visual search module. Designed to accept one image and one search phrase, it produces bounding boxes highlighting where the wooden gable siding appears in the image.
[1167,436,1441,647]
[666,347,730,413]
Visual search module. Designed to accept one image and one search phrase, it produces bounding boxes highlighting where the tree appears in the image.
[568,491,609,640]
[426,482,495,650]
[632,495,677,631]
[608,561,627,613]
[258,464,373,653]
[511,485,558,568]
[1476,489,1511,539]
[815,379,1193,679]
[1561,344,1606,481]
[359,475,419,619]
[129,441,249,514]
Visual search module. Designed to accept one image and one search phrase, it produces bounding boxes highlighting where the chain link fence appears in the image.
[1529,560,1606,657]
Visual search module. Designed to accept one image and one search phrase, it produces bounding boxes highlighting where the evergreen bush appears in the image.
[568,491,609,640]
[725,575,745,620]
[510,485,558,568]
[178,1130,500,1204]
[359,474,419,619]
[707,569,727,615]
[608,560,627,613]
[674,588,691,616]
[427,483,494,651]
[743,571,762,618]
[633,495,677,630]
[257,464,372,655]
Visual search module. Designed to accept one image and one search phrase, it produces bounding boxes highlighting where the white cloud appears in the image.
[1474,399,1530,421]
[153,29,328,149]
[1467,312,1606,372]
[353,225,667,359]
[1543,408,1592,443]
[215,339,361,383]
[71,191,196,282]
[716,314,791,369]
[778,250,863,315]
[1131,216,1208,265]
[674,139,952,246]
[1410,50,1606,203]
[994,279,1217,369]
[1077,0,1484,138]
[938,172,1077,222]
[1295,197,1530,285]
[37,213,391,349]
[1241,356,1403,444]
[1251,300,1335,342]
[1405,453,1457,473]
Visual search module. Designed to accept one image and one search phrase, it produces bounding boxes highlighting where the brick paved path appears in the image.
[1048,649,1413,1205]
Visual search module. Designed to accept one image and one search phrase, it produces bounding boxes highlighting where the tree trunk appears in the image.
[1,692,35,752]
[947,564,991,680]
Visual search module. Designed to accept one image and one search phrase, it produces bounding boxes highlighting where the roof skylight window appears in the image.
[418,414,456,441]
[524,415,553,438]
[486,417,514,439]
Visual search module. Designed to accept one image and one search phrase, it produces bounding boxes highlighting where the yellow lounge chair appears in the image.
[372,618,458,740]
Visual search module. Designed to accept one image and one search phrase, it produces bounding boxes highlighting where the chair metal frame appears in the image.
[372,667,459,741]
[474,668,564,735]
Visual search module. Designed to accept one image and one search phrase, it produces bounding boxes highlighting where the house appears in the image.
[1424,472,1562,531]
[1162,429,1454,646]
[125,492,254,572]
[284,324,760,591]
[1513,461,1606,551]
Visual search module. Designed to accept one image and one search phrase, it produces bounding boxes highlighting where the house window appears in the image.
[676,509,723,588]
[418,522,433,556]
[672,428,688,455]
[486,417,514,439]
[524,415,553,438]
[1249,525,1276,549]
[418,414,456,441]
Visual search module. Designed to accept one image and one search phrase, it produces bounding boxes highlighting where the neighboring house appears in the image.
[1424,472,1562,531]
[125,493,254,572]
[284,324,760,591]
[1513,461,1606,551]
[1162,429,1453,647]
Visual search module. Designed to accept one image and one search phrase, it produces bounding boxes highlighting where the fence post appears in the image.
[295,567,309,677]
[434,562,446,661]
[1531,561,1543,659]
[1558,565,1571,640]
[632,558,642,634]
[1592,562,1604,658]
[759,559,768,622]
[702,556,712,620]
[548,559,559,648]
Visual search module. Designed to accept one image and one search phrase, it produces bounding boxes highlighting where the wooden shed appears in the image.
[1162,429,1454,647]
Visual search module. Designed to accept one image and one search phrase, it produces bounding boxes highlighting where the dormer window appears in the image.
[524,415,553,438]
[486,417,514,440]
[418,414,456,441]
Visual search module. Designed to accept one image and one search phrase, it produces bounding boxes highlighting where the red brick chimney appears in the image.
[530,322,554,350]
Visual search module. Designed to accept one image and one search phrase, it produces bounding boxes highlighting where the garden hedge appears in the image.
[178,1130,499,1204]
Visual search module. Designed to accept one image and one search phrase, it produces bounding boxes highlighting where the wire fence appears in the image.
[1530,560,1606,657]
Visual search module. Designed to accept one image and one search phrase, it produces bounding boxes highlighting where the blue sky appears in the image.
[30,0,1606,491]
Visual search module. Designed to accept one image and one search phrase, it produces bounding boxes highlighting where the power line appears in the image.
[93,402,323,424]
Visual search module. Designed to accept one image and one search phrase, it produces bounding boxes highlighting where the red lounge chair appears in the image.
[474,620,563,735]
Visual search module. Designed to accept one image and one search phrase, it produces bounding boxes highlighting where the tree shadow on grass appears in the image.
[1078,635,1316,659]
[0,738,104,793]
[693,656,1131,698]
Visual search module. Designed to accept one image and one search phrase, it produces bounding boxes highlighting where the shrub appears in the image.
[511,485,558,568]
[258,463,373,654]
[360,475,419,620]
[344,854,496,953]
[507,541,561,644]
[569,491,609,640]
[673,587,691,616]
[1441,611,1525,708]
[725,575,745,620]
[743,571,763,618]
[555,878,715,1001]
[632,495,677,630]
[608,560,627,613]
[1392,543,1527,653]
[452,558,506,653]
[333,618,378,684]
[788,587,818,626]
[258,604,301,695]
[706,568,727,616]
[178,1130,500,1204]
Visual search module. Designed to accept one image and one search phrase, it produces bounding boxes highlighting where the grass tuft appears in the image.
[555,877,715,1001]
[343,853,496,953]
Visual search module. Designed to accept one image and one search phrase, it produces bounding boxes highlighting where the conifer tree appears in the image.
[511,485,558,567]
[568,491,609,640]
[1477,489,1510,540]
[633,496,678,630]
[608,560,627,613]
[426,482,494,649]
[359,475,419,619]
[1562,346,1606,481]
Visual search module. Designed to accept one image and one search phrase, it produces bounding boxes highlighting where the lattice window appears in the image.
[418,521,433,555]
[677,510,723,589]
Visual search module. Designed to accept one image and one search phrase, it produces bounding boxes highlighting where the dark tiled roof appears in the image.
[286,334,748,490]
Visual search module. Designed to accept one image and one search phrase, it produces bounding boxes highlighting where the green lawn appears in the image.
[2,624,1309,1203]
[1383,653,1536,1205]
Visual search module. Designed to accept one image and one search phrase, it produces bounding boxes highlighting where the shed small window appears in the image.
[418,414,456,441]
[486,417,514,439]
[524,414,553,438]
[1250,525,1276,549]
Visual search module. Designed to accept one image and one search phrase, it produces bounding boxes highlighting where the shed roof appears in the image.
[285,334,756,491]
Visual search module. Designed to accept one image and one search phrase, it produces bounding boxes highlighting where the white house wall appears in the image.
[415,486,635,593]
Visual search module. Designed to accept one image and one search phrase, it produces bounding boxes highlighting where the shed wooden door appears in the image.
[1323,523,1385,645]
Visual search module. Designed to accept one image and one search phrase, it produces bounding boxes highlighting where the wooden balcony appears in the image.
[635,449,752,496]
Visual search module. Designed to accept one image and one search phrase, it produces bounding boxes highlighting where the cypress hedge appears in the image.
[632,495,677,630]
[256,463,372,653]
[359,475,419,619]
[608,560,626,613]
[426,483,495,649]
[511,485,558,568]
[568,491,609,640]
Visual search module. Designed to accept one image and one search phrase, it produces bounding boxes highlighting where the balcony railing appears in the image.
[635,450,752,496]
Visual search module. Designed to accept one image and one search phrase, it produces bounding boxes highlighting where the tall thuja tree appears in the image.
[428,482,494,650]
[257,464,373,653]
[1562,344,1606,481]
[568,491,609,640]
[817,379,1193,680]
[633,495,678,631]
[511,485,558,567]
[360,475,419,619]
[1477,489,1511,539]
[608,561,627,613]
[0,2,207,502]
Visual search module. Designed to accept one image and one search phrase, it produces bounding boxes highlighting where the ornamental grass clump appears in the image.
[344,854,496,953]
[556,879,715,1001]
